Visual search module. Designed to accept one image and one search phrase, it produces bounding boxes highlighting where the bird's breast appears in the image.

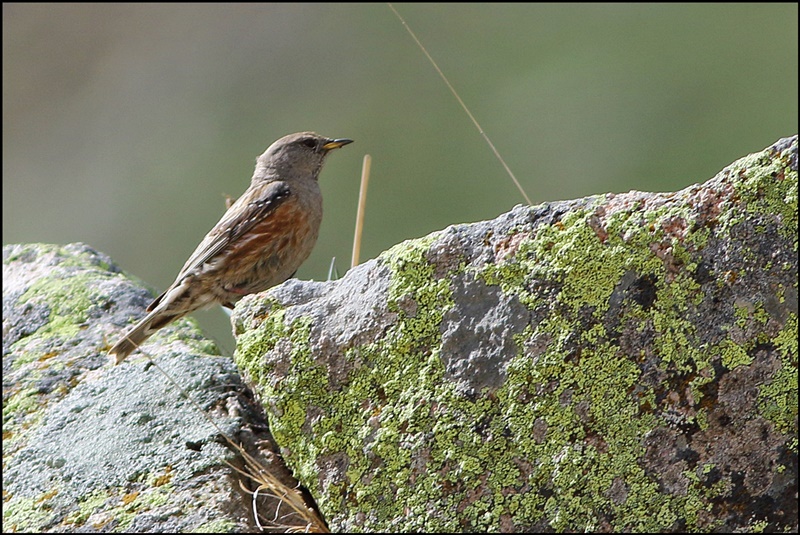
[221,193,322,292]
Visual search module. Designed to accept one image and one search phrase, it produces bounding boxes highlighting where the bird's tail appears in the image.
[108,308,182,365]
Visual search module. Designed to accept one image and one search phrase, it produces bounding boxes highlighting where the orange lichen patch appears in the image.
[151,466,174,487]
[91,515,115,531]
[588,213,609,243]
[35,489,58,503]
[661,215,688,240]
[121,492,139,505]
[493,232,528,262]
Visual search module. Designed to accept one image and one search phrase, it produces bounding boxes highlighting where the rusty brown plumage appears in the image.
[109,132,353,364]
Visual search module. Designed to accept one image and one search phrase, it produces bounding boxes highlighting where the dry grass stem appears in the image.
[351,154,372,268]
[121,346,327,532]
[228,448,329,533]
[387,3,533,205]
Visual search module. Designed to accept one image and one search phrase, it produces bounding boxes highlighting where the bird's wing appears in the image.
[146,181,291,312]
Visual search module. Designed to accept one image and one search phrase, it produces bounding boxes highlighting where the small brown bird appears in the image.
[109,132,353,364]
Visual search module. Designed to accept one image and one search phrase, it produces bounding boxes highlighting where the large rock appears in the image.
[232,136,798,532]
[2,244,313,533]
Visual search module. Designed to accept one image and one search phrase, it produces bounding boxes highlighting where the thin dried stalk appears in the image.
[228,448,329,533]
[351,154,372,268]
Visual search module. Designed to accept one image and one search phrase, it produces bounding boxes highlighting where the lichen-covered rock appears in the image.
[1,243,280,533]
[232,136,798,532]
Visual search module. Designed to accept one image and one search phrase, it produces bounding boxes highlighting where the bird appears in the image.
[109,132,353,364]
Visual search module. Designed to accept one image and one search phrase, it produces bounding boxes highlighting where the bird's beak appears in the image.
[322,138,354,151]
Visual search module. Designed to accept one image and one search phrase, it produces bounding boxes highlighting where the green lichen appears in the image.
[752,303,770,325]
[237,235,462,531]
[2,461,211,532]
[2,491,60,532]
[234,304,287,383]
[62,489,111,527]
[1,385,47,458]
[2,387,41,424]
[148,316,219,357]
[725,146,799,244]
[3,243,93,267]
[17,271,110,341]
[733,302,752,329]
[716,339,754,369]
[235,304,343,492]
[313,236,458,529]
[55,483,175,532]
[758,314,799,439]
[497,340,678,532]
[113,485,173,532]
[774,313,799,362]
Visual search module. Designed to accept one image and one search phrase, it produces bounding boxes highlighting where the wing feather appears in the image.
[146,181,292,311]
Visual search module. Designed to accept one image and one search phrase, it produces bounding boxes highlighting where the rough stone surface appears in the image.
[2,244,310,533]
[232,136,798,532]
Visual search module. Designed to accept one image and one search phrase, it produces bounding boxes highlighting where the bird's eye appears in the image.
[302,138,317,149]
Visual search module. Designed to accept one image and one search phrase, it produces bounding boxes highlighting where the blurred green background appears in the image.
[3,3,798,354]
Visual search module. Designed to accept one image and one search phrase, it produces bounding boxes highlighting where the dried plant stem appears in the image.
[229,447,329,533]
[351,154,372,268]
[387,3,533,205]
[133,352,328,532]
